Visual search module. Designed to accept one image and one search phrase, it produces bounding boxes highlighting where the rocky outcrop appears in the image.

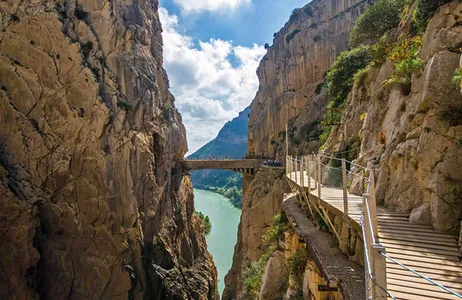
[222,168,284,299]
[248,0,373,158]
[258,251,288,300]
[0,1,217,299]
[324,1,462,233]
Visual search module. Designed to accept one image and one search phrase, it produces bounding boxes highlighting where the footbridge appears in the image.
[183,158,262,176]
[285,154,462,300]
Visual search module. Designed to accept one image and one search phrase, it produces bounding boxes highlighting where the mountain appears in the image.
[188,107,250,207]
[0,1,217,299]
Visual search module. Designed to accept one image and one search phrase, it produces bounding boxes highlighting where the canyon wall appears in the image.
[222,168,285,300]
[0,1,217,299]
[248,0,373,158]
[323,1,462,233]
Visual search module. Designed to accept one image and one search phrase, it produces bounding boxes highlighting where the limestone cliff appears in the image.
[222,168,284,300]
[248,0,373,158]
[0,1,217,299]
[323,1,462,234]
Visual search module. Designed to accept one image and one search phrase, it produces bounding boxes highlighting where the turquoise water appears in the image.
[194,189,241,296]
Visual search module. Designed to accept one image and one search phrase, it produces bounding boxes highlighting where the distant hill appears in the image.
[188,107,250,208]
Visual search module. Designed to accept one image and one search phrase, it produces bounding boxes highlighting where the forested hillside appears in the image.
[188,107,250,207]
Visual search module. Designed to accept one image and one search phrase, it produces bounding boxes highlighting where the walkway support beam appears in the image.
[341,159,349,217]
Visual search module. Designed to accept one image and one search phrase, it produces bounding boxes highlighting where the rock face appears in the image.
[0,1,217,299]
[222,168,284,299]
[324,1,462,233]
[248,0,373,158]
[258,251,288,300]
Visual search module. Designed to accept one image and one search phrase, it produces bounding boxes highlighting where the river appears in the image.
[194,189,241,297]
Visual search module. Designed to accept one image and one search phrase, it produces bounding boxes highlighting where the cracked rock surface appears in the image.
[0,1,218,299]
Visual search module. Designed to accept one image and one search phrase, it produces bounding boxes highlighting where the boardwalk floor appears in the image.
[283,193,366,300]
[286,171,462,300]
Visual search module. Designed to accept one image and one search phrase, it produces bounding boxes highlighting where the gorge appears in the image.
[1,0,462,299]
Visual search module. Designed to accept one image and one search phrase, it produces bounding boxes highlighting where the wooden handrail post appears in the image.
[341,159,349,216]
[369,170,379,240]
[306,156,311,190]
[363,194,374,300]
[372,244,387,298]
[294,158,298,183]
[288,156,291,175]
[317,155,322,200]
[300,157,305,188]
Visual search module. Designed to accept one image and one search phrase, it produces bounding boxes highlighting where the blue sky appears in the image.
[159,0,309,153]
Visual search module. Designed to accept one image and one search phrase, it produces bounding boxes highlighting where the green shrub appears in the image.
[262,214,287,244]
[326,46,372,107]
[349,0,407,47]
[413,0,451,33]
[264,43,269,49]
[117,101,132,111]
[162,103,173,121]
[452,68,462,89]
[288,248,309,283]
[286,29,301,43]
[353,66,371,87]
[313,34,322,42]
[244,213,287,299]
[196,211,212,234]
[371,34,395,67]
[303,5,313,17]
[315,81,325,95]
[386,36,425,93]
[318,123,332,149]
[244,252,271,299]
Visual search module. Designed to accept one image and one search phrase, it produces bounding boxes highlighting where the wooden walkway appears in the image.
[286,171,462,300]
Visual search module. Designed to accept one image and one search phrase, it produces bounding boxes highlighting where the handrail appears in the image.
[285,153,462,299]
[380,252,462,299]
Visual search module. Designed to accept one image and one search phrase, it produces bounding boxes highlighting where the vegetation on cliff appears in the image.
[243,213,288,299]
[196,211,212,235]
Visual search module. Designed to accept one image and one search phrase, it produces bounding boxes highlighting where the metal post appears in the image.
[285,124,289,157]
[317,155,322,200]
[341,159,349,216]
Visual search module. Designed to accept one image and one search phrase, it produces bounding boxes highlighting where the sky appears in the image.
[159,0,309,154]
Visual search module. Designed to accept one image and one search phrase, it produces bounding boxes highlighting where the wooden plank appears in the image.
[382,243,461,258]
[379,227,458,239]
[378,220,437,229]
[387,287,461,300]
[388,278,462,297]
[380,238,461,253]
[387,273,462,291]
[379,233,458,247]
[385,247,461,262]
[386,263,462,278]
[387,267,462,285]
[385,252,462,268]
[385,255,462,273]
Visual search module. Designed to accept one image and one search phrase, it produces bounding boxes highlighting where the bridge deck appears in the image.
[183,159,261,172]
[287,171,462,300]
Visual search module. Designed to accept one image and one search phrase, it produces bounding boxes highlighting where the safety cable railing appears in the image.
[285,154,462,300]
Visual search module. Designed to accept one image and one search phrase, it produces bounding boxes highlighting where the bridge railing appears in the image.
[286,154,387,299]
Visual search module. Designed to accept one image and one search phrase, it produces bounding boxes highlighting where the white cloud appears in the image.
[159,8,265,154]
[173,0,251,13]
